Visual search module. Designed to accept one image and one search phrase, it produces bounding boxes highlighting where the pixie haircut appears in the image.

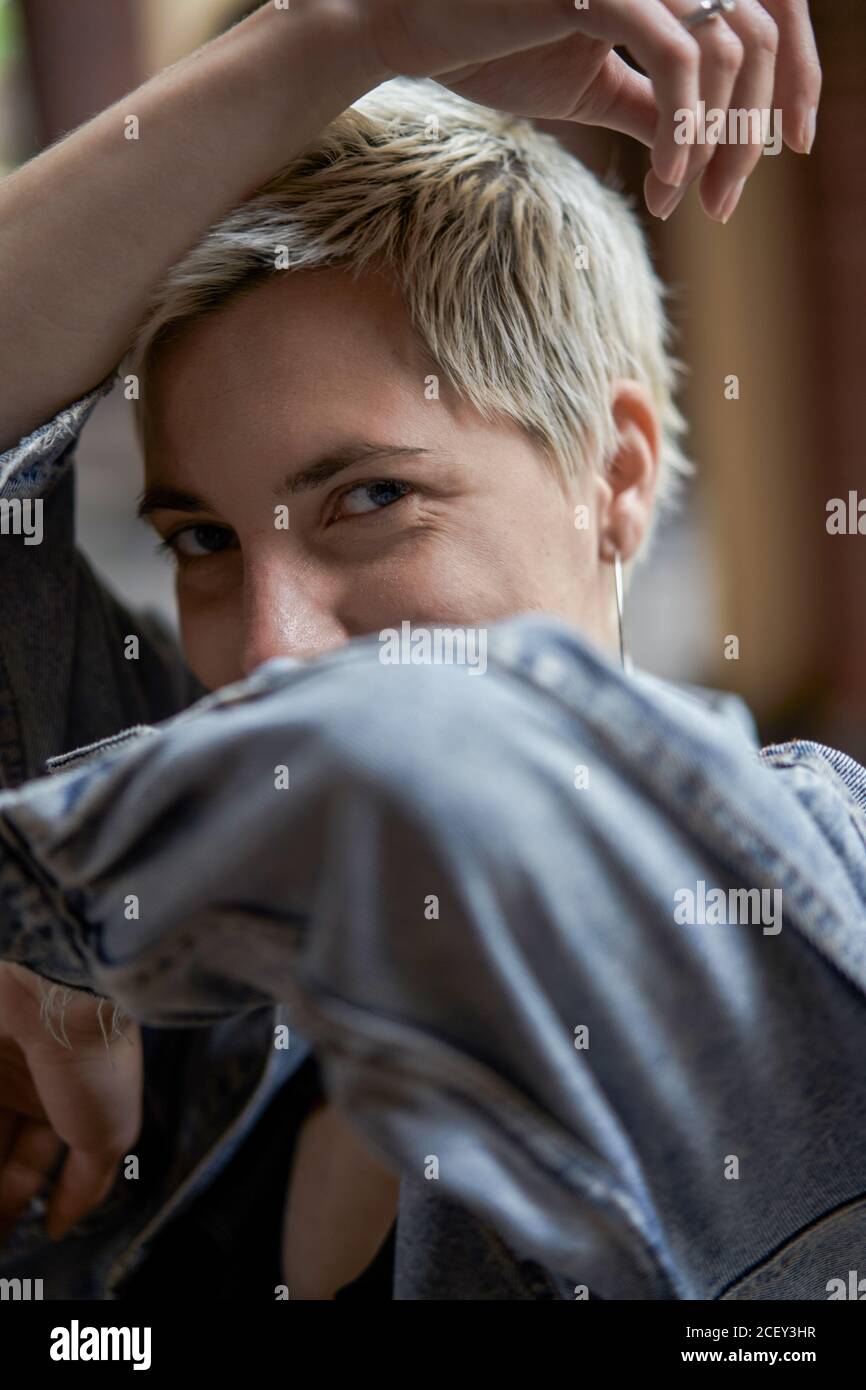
[128,77,691,564]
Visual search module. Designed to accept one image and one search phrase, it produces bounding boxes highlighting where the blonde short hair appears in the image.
[128,77,691,564]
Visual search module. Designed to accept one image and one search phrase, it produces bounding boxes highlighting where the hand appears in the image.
[0,963,142,1244]
[362,0,821,221]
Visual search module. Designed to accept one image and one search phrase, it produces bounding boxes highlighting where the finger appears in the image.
[0,1120,62,1236]
[44,1147,119,1241]
[663,0,745,188]
[26,1019,143,1161]
[643,0,746,218]
[760,0,822,152]
[698,0,780,220]
[574,53,658,148]
[575,0,702,185]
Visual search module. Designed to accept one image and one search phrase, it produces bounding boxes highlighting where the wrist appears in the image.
[253,0,392,117]
[191,0,391,200]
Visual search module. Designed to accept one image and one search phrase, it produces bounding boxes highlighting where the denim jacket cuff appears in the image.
[0,372,118,498]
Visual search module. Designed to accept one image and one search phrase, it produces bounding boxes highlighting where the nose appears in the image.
[240,561,349,676]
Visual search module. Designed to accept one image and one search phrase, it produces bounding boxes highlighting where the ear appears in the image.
[596,381,661,563]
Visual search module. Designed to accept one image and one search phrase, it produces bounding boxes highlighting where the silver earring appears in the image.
[614,549,633,675]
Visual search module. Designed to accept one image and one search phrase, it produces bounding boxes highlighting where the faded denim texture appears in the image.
[1,383,866,1300]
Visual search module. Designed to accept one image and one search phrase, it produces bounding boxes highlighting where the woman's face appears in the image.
[140,266,653,692]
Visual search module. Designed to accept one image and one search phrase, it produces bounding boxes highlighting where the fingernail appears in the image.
[720,178,746,224]
[653,183,686,222]
[656,147,689,190]
[670,150,690,187]
[802,107,817,154]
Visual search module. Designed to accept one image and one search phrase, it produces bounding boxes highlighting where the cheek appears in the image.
[496,479,601,601]
[177,586,244,692]
[353,526,545,626]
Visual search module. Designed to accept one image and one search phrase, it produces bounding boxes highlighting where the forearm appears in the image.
[0,0,381,451]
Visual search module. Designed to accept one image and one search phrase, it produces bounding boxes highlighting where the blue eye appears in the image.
[337,479,413,517]
[157,524,237,560]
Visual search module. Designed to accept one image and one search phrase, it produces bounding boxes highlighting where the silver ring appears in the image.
[682,0,737,30]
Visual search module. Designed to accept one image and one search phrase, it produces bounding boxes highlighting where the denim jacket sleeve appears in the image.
[0,388,301,1287]
[0,378,205,792]
[1,616,866,1297]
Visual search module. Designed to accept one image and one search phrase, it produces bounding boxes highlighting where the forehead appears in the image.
[144,266,443,469]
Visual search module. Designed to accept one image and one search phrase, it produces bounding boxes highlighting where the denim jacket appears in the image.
[2,379,866,1301]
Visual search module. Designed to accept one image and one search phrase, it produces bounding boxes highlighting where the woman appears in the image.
[2,0,855,1303]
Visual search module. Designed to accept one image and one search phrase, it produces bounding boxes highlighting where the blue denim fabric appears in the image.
[2,388,866,1300]
[2,616,866,1298]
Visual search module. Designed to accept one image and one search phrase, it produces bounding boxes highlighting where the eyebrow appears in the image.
[136,443,434,519]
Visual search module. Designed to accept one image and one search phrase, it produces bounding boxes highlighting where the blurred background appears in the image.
[0,0,863,753]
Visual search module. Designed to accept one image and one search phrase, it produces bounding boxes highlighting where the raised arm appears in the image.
[0,0,822,452]
[0,0,382,450]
